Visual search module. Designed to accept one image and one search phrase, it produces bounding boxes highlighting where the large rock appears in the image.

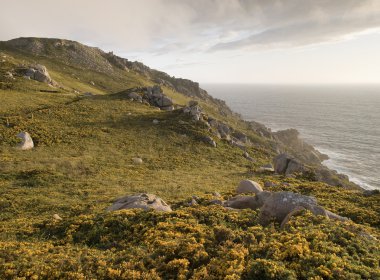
[236,180,263,194]
[127,92,142,102]
[107,193,172,212]
[17,132,34,150]
[258,192,326,226]
[23,64,55,85]
[226,190,347,227]
[273,153,289,173]
[157,96,173,107]
[273,153,303,175]
[184,104,203,121]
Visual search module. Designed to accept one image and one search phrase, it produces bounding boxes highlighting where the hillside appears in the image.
[0,37,379,279]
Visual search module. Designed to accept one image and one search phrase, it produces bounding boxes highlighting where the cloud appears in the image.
[1,0,380,54]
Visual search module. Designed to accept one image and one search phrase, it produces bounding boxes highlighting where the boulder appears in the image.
[24,64,54,84]
[17,132,34,150]
[107,193,172,212]
[226,190,347,227]
[186,105,203,121]
[258,192,324,226]
[273,153,303,175]
[188,100,198,107]
[273,153,289,174]
[285,159,304,175]
[127,92,142,102]
[236,180,263,194]
[157,96,173,107]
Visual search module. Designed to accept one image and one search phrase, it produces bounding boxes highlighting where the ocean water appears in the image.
[203,84,380,190]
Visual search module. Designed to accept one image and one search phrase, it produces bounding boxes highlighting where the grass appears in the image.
[0,41,379,279]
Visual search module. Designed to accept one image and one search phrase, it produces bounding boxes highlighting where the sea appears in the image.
[203,84,380,190]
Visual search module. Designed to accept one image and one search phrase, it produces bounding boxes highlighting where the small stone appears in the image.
[53,214,63,221]
[188,198,198,206]
[264,181,275,188]
[152,119,159,124]
[132,157,143,164]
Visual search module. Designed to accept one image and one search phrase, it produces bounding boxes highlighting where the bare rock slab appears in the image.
[107,193,172,212]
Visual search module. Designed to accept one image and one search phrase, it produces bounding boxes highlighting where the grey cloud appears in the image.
[1,0,380,54]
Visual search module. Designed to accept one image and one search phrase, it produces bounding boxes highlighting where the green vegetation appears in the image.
[0,39,379,279]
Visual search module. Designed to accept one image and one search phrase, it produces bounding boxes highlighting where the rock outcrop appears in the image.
[19,64,56,85]
[16,132,34,150]
[225,181,347,227]
[107,193,172,212]
[115,86,174,111]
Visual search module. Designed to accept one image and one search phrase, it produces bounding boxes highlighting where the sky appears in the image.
[1,0,380,84]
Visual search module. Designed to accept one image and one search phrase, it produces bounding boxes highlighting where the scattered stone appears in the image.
[5,71,13,78]
[258,164,275,173]
[243,151,255,162]
[188,198,198,206]
[132,157,143,165]
[264,181,275,188]
[53,214,63,221]
[90,81,95,86]
[107,193,172,212]
[16,132,34,150]
[152,119,159,124]
[212,191,222,198]
[236,180,263,194]
[201,136,216,147]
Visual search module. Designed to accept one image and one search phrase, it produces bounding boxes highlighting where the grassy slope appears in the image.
[0,46,379,279]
